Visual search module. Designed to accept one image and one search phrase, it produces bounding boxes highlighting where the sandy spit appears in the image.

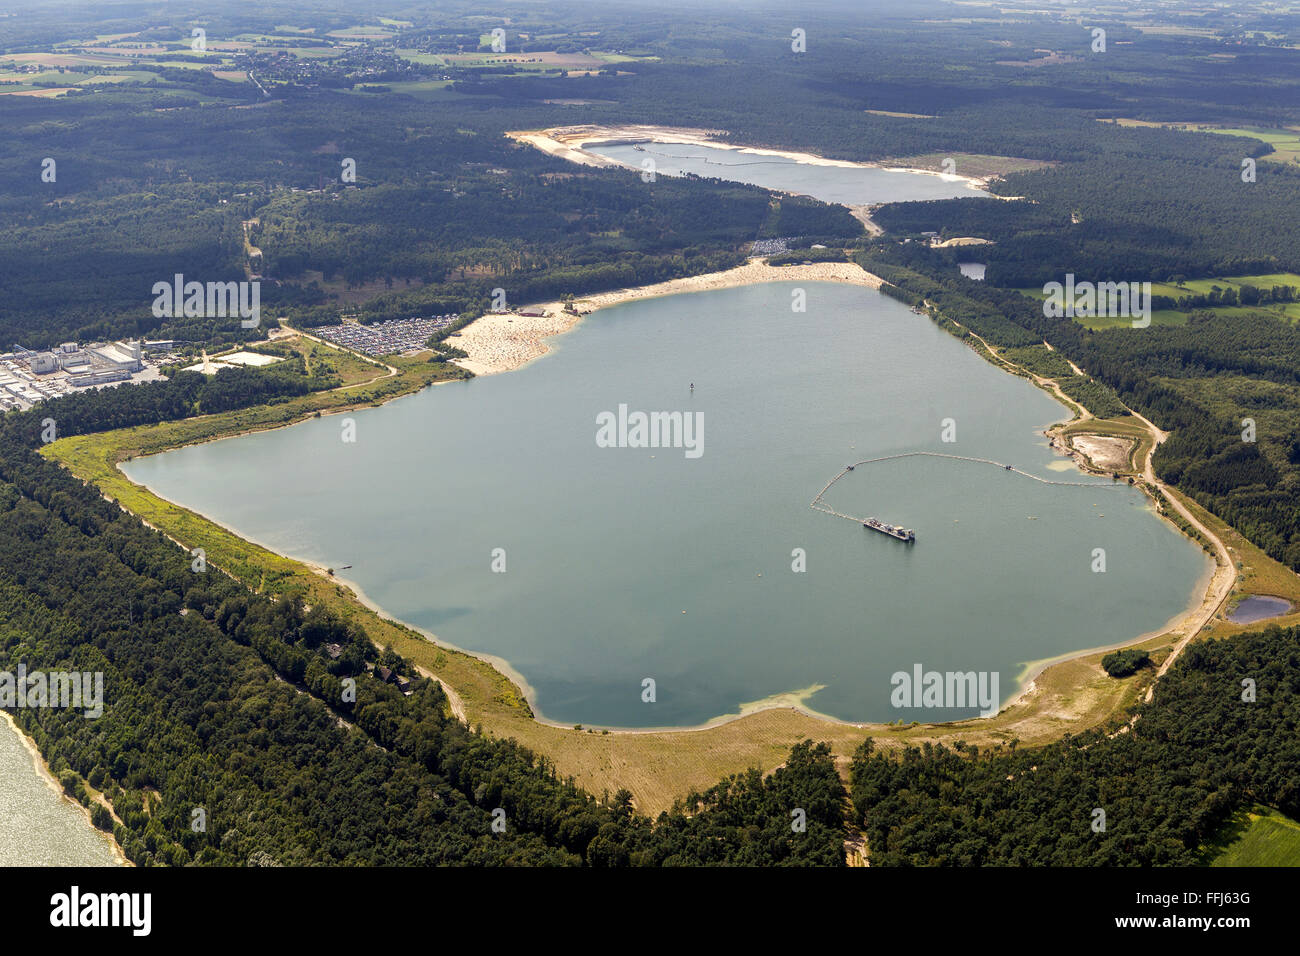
[452,259,883,376]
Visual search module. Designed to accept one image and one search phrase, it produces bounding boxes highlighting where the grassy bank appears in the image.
[1207,806,1300,866]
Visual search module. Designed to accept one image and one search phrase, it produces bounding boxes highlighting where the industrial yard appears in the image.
[0,340,177,411]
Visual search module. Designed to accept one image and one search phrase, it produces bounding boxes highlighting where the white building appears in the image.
[89,341,143,373]
[58,349,91,369]
[30,352,57,374]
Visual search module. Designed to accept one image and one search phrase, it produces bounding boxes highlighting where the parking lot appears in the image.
[314,315,457,356]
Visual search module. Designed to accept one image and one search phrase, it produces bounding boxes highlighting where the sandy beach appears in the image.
[452,258,884,376]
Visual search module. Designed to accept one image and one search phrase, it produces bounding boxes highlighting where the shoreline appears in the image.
[452,258,883,376]
[0,710,128,866]
[120,464,885,736]
[117,269,1222,738]
[47,129,1236,752]
[1003,550,1218,714]
[508,124,986,245]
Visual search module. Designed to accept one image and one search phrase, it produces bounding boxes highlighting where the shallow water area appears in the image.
[1228,595,1293,624]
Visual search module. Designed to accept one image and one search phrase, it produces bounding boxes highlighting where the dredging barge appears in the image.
[863,517,915,542]
[815,452,1128,544]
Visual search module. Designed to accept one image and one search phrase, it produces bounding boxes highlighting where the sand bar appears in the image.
[452,259,883,376]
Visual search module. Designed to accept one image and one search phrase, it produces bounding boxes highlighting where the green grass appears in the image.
[1196,126,1300,164]
[1081,309,1189,330]
[1157,272,1300,297]
[85,71,154,83]
[1014,289,1188,329]
[0,69,92,83]
[590,51,659,63]
[148,60,223,70]
[395,49,446,66]
[344,78,452,99]
[1016,273,1300,330]
[1207,806,1300,866]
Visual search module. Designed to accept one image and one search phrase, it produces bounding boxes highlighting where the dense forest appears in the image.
[5,0,1299,347]
[852,623,1300,865]
[859,244,1300,572]
[25,359,337,438]
[0,414,848,865]
[4,0,1300,868]
[0,84,856,346]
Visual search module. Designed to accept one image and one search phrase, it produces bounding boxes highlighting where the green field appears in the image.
[591,51,660,63]
[0,68,91,83]
[1106,119,1300,164]
[1015,287,1189,329]
[394,49,446,66]
[344,78,452,99]
[1208,807,1300,866]
[1198,126,1300,164]
[1017,273,1300,330]
[77,71,157,84]
[1152,272,1300,297]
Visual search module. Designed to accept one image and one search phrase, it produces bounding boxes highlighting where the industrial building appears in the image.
[0,338,166,409]
[68,368,132,387]
[30,352,57,374]
[88,341,144,373]
[57,342,91,370]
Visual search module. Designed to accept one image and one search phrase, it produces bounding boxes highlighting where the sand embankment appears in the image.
[452,259,883,376]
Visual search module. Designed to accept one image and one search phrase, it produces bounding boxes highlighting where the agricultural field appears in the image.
[345,78,452,99]
[1014,287,1190,329]
[438,50,636,70]
[1017,274,1300,330]
[1207,807,1300,866]
[394,49,446,65]
[1150,272,1300,297]
[1196,126,1300,164]
[1106,119,1300,164]
[0,86,72,97]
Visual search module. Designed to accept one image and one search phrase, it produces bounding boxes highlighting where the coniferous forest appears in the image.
[2,0,1300,882]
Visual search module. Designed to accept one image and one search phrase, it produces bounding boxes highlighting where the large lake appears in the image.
[587,140,990,203]
[124,282,1210,726]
